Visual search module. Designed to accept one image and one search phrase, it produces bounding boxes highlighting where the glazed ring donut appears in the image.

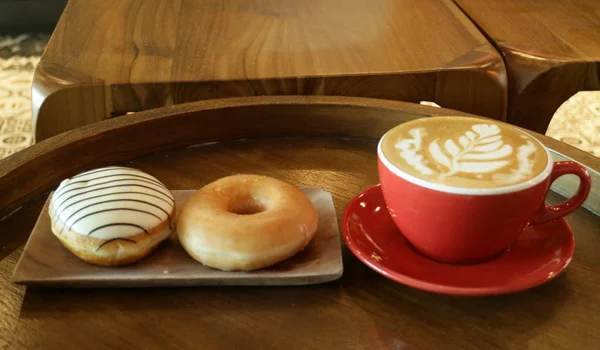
[177,174,319,271]
[48,166,176,266]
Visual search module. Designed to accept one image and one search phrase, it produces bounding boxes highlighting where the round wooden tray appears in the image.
[1,96,598,349]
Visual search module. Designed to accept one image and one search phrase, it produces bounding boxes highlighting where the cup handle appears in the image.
[530,161,592,225]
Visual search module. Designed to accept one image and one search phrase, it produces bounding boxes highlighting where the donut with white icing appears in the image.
[176,174,318,271]
[48,166,176,266]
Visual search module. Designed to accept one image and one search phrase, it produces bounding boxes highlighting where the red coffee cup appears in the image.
[377,117,592,264]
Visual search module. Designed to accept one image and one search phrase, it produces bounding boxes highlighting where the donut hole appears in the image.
[228,197,267,215]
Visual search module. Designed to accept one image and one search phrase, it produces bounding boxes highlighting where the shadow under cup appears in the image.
[377,129,592,265]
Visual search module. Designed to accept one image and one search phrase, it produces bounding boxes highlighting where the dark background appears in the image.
[0,0,67,34]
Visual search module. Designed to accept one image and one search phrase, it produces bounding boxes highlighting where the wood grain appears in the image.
[453,0,600,133]
[12,188,343,287]
[0,96,598,349]
[32,0,507,141]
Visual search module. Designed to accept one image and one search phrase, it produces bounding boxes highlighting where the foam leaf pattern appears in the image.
[428,124,513,176]
[473,140,503,152]
[462,144,512,160]
[492,141,538,184]
[444,140,460,156]
[394,128,435,176]
[428,141,451,168]
[478,135,502,144]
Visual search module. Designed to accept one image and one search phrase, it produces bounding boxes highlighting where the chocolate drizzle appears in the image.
[52,177,170,202]
[60,172,164,190]
[50,166,175,241]
[67,207,162,231]
[88,223,149,236]
[61,198,172,231]
[95,237,137,252]
[53,189,174,220]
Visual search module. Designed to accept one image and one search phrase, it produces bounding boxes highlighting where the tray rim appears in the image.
[1,96,598,222]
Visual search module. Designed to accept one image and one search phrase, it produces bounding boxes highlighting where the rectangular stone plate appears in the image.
[12,188,343,287]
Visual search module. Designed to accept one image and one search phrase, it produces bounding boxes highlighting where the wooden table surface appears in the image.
[452,0,600,134]
[2,96,600,349]
[32,0,507,141]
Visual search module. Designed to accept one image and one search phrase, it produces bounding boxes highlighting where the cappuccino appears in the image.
[379,117,549,189]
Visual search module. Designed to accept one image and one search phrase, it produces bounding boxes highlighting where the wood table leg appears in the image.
[503,45,600,134]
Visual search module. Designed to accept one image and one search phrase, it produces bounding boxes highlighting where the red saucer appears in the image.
[342,184,575,296]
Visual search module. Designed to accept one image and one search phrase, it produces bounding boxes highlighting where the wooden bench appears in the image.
[453,0,600,134]
[32,0,507,141]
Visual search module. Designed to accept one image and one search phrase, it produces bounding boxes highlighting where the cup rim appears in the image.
[377,119,554,196]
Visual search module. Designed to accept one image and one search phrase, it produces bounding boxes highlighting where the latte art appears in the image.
[380,117,549,188]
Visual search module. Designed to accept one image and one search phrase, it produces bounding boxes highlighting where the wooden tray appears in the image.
[0,96,598,349]
[11,188,343,288]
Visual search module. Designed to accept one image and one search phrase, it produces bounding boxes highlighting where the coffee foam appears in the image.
[380,117,549,189]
